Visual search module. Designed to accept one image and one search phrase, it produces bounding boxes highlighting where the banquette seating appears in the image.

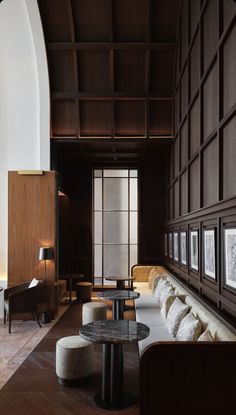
[132,265,236,415]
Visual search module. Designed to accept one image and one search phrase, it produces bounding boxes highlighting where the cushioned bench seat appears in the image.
[133,265,236,356]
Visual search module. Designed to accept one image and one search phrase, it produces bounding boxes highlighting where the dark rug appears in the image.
[0,302,140,415]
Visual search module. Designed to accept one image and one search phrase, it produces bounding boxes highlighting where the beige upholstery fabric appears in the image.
[153,278,172,306]
[148,268,160,289]
[164,274,236,341]
[151,274,169,293]
[166,297,190,336]
[176,312,202,341]
[160,294,186,320]
[82,301,107,325]
[198,330,214,341]
[132,265,170,282]
[56,335,93,380]
[133,264,236,341]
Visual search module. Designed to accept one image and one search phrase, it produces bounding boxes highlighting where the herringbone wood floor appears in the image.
[0,301,140,415]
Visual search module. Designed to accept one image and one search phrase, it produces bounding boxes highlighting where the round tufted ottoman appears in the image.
[82,301,107,325]
[75,282,92,302]
[56,335,93,386]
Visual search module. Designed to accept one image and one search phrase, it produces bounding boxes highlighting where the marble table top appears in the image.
[79,320,150,344]
[105,276,134,281]
[97,290,140,301]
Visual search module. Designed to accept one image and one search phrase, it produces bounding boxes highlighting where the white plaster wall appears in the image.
[0,0,50,315]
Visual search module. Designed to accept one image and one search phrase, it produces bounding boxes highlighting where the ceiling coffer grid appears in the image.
[38,0,179,140]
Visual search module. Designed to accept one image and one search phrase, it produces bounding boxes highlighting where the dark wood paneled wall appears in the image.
[164,0,236,323]
[8,171,58,316]
[58,158,168,277]
[140,160,168,263]
[58,164,92,278]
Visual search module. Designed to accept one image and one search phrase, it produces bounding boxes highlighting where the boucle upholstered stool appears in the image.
[56,335,93,386]
[75,282,92,302]
[82,301,107,325]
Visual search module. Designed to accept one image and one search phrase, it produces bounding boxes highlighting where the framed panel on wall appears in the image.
[169,232,173,258]
[203,229,216,280]
[224,228,236,290]
[190,230,199,271]
[164,233,168,256]
[174,232,179,262]
[180,231,187,266]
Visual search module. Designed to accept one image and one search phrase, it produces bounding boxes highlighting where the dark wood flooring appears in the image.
[0,302,140,415]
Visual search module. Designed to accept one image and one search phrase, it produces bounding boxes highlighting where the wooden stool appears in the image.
[76,282,92,302]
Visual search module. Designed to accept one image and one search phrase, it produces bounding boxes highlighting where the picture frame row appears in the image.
[164,228,236,291]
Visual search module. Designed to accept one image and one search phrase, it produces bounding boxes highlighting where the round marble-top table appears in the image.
[80,319,149,409]
[105,275,134,290]
[97,290,140,320]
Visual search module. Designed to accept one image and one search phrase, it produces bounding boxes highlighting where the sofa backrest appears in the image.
[133,264,236,341]
[132,265,168,282]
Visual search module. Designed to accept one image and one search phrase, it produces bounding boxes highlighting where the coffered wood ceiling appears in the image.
[38,0,180,162]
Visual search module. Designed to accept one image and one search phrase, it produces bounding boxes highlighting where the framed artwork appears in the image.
[203,229,216,280]
[169,233,173,258]
[164,233,168,256]
[224,228,236,290]
[174,232,179,262]
[190,230,198,271]
[180,231,187,265]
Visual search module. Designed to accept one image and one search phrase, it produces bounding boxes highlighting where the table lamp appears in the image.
[39,246,53,323]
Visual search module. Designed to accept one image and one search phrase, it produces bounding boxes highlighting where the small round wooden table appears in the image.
[61,274,84,303]
[97,290,140,320]
[80,319,149,410]
[105,275,134,290]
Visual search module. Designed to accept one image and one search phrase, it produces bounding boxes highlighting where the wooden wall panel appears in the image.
[190,96,200,156]
[190,157,200,212]
[72,0,111,42]
[149,101,173,136]
[38,0,72,42]
[114,50,146,92]
[80,100,112,136]
[190,32,200,99]
[150,49,175,96]
[190,0,200,40]
[223,0,236,31]
[223,116,236,199]
[203,0,218,71]
[203,138,218,207]
[48,50,76,93]
[203,64,218,140]
[51,100,76,137]
[223,24,236,116]
[168,188,173,221]
[174,89,179,133]
[181,0,188,68]
[114,100,145,136]
[78,50,111,92]
[174,180,179,218]
[181,66,188,120]
[180,120,188,170]
[8,171,58,316]
[180,171,188,215]
[164,1,236,324]
[174,136,179,178]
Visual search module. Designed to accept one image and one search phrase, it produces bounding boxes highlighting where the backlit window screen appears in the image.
[93,169,138,285]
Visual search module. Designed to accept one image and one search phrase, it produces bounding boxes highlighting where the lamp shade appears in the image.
[39,247,53,261]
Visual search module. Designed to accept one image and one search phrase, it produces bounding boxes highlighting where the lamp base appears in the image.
[40,311,52,324]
